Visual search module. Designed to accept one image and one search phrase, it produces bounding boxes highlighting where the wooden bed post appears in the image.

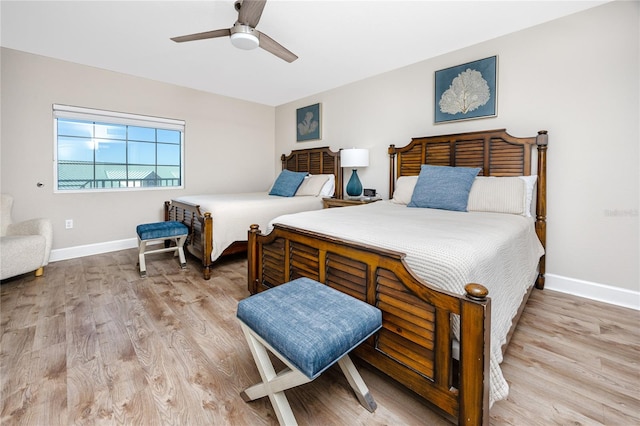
[459,284,491,426]
[202,212,213,280]
[388,144,397,199]
[164,201,171,221]
[535,130,548,289]
[164,201,174,248]
[247,224,261,294]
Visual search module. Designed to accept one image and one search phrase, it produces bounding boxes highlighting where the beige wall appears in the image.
[1,48,276,251]
[275,2,639,294]
[1,2,637,300]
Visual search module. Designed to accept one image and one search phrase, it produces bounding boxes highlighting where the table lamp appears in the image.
[341,148,369,197]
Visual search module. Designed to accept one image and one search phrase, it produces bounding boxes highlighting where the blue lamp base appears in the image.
[345,169,363,197]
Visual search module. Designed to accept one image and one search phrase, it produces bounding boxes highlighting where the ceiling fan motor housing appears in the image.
[230,23,259,50]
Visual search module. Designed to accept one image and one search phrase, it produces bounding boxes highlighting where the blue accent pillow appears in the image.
[408,165,481,211]
[268,170,308,197]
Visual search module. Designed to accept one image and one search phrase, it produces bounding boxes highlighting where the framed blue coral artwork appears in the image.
[434,56,497,124]
[296,103,322,142]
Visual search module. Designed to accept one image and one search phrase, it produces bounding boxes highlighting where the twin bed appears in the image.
[164,146,342,279]
[165,128,548,425]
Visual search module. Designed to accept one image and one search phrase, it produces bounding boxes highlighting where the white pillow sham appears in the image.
[467,177,527,215]
[518,175,537,217]
[295,174,330,196]
[392,174,537,217]
[320,174,335,197]
[391,176,418,205]
[294,174,335,197]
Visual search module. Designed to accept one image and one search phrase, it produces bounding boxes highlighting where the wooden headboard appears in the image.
[281,146,343,199]
[388,128,548,288]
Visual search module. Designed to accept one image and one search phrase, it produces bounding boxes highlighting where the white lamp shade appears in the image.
[341,148,369,168]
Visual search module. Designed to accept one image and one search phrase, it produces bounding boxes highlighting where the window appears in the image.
[53,104,185,192]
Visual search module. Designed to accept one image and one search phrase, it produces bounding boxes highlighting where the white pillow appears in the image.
[319,174,335,197]
[467,176,527,216]
[391,176,418,205]
[518,175,537,217]
[295,174,330,196]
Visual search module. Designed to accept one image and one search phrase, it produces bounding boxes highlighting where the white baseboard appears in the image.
[50,238,139,262]
[545,273,640,311]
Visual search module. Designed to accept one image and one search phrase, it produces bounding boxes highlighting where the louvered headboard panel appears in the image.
[281,146,342,198]
[388,128,544,188]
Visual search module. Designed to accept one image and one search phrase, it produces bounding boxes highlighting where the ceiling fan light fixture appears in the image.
[172,2,297,62]
[230,29,259,50]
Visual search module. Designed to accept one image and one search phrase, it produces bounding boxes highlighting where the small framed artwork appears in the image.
[434,56,497,124]
[296,103,322,142]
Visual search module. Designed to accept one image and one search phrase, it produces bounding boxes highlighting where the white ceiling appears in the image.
[1,0,608,106]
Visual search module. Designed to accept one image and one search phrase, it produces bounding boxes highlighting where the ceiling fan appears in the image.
[171,0,298,63]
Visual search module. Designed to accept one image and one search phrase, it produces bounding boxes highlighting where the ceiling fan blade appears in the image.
[238,0,266,28]
[171,28,230,43]
[258,31,298,63]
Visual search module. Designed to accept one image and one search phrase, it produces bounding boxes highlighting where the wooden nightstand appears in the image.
[322,197,381,209]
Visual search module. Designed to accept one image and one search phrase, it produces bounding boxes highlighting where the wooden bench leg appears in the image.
[138,240,148,278]
[176,235,187,268]
[239,322,377,425]
[337,355,377,412]
[137,234,187,278]
[240,323,303,426]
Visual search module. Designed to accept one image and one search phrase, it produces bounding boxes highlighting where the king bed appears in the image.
[246,129,548,425]
[164,146,342,280]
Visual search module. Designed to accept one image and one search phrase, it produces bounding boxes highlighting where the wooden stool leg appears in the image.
[176,235,187,268]
[337,355,377,412]
[241,366,311,402]
[138,240,147,278]
[240,323,303,426]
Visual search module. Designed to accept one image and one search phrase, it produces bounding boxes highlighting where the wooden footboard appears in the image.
[164,200,214,279]
[247,224,491,425]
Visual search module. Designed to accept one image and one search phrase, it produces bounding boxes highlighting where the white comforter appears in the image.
[269,201,544,406]
[173,193,323,262]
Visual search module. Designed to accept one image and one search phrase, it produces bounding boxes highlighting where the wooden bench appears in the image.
[136,221,188,277]
[236,277,382,425]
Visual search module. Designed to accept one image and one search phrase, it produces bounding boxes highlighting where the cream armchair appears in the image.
[1,194,53,280]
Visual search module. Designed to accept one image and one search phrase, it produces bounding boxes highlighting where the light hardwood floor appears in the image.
[1,249,638,425]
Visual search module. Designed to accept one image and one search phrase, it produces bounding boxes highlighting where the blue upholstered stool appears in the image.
[237,277,382,426]
[136,221,188,277]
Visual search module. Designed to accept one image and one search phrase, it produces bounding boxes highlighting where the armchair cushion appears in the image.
[1,235,47,280]
[0,194,53,280]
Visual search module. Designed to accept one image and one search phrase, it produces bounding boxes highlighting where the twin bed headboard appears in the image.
[388,128,548,288]
[281,146,343,199]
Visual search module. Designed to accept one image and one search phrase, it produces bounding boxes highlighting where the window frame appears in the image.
[53,104,185,193]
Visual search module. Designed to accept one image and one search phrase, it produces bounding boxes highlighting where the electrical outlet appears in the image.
[65,219,73,229]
